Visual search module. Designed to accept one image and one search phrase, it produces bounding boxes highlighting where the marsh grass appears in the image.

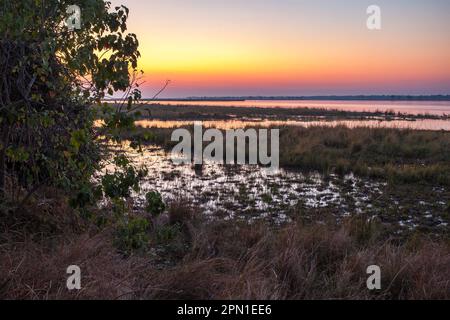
[110,103,449,121]
[278,126,450,185]
[1,198,449,300]
[126,124,450,185]
[2,125,449,300]
[136,205,450,300]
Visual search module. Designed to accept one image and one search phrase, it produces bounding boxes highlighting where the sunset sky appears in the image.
[112,0,450,98]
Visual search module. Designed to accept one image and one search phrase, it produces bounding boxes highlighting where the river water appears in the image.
[135,118,450,131]
[102,142,449,233]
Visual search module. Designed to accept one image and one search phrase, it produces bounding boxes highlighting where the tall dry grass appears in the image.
[1,199,449,300]
[138,212,450,300]
[278,126,450,185]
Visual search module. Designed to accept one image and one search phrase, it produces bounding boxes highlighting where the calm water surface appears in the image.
[135,119,450,131]
[100,142,449,231]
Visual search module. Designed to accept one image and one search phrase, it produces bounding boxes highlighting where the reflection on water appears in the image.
[135,118,450,131]
[102,143,449,230]
[122,145,385,224]
[144,100,450,116]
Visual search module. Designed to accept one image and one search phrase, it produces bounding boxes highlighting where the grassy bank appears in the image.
[106,103,449,121]
[126,124,450,186]
[1,197,449,300]
[278,126,450,185]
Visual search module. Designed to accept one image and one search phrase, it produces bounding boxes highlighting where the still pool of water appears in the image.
[101,143,449,232]
[135,118,450,131]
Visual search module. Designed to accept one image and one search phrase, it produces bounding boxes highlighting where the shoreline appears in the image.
[105,103,450,121]
[106,95,450,102]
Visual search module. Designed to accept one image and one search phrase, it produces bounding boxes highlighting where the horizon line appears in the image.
[133,94,450,102]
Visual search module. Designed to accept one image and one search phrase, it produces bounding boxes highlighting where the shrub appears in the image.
[114,216,150,254]
[155,224,182,244]
[145,191,166,217]
[0,0,142,209]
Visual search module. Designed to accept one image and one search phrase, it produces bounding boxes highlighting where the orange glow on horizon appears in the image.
[115,0,450,96]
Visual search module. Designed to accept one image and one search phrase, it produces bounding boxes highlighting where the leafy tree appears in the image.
[0,0,143,208]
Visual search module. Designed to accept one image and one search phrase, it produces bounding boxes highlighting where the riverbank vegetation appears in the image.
[107,103,450,121]
[125,125,450,186]
[1,198,449,299]
[1,0,448,301]
[278,126,450,185]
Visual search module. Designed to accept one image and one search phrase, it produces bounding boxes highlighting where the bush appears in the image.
[145,191,166,217]
[114,216,150,254]
[155,224,182,244]
[0,0,141,209]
